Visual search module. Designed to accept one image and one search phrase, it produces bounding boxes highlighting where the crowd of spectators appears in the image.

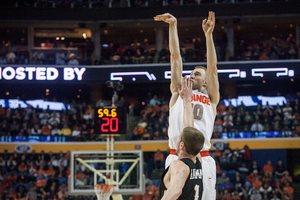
[236,35,298,61]
[3,0,294,9]
[141,146,297,200]
[0,39,30,65]
[0,142,297,200]
[212,146,296,200]
[0,150,71,200]
[0,149,168,200]
[213,97,300,138]
[0,32,298,67]
[128,93,300,141]
[0,92,299,142]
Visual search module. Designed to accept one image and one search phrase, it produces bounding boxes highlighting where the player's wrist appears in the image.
[205,33,213,38]
[169,21,177,26]
[182,97,191,102]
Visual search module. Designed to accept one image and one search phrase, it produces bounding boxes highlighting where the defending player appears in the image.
[154,11,219,200]
[160,76,204,200]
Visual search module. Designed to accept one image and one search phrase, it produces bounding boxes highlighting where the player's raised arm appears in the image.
[202,11,220,114]
[161,160,189,200]
[178,77,194,128]
[154,13,182,108]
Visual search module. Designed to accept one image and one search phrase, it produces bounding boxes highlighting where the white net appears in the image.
[94,184,114,200]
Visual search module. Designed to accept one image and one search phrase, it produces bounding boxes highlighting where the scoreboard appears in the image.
[94,107,126,134]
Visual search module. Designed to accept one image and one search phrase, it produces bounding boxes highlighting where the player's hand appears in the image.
[154,13,177,25]
[178,76,193,101]
[202,11,215,36]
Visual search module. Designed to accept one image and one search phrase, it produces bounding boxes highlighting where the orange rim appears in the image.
[94,184,114,193]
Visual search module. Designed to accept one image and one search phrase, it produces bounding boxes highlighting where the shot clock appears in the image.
[94,107,126,134]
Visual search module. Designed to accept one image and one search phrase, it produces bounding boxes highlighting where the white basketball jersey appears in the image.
[168,90,215,151]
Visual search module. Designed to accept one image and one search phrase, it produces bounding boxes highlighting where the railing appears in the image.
[0,131,296,143]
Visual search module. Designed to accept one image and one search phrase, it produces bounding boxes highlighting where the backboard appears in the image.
[69,150,144,195]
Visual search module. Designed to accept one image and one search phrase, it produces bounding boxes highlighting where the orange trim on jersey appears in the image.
[170,149,176,155]
[200,151,209,157]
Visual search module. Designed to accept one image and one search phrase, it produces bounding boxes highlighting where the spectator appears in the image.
[271,194,280,200]
[16,180,27,194]
[259,182,273,199]
[7,171,17,184]
[6,49,16,64]
[244,111,253,126]
[41,121,52,135]
[51,124,60,135]
[0,54,7,64]
[32,50,45,64]
[68,53,79,65]
[39,110,50,120]
[252,176,262,190]
[275,159,285,178]
[71,125,81,138]
[282,102,293,119]
[282,182,293,199]
[47,51,56,64]
[18,161,27,173]
[129,129,142,140]
[149,95,160,107]
[223,118,234,132]
[56,50,66,65]
[6,155,17,169]
[250,188,262,200]
[263,160,273,177]
[251,120,264,132]
[60,124,71,136]
[281,171,292,184]
[27,185,38,200]
[49,111,60,126]
[80,123,91,141]
[154,149,164,169]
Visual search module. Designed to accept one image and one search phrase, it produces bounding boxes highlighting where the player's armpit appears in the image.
[161,160,189,200]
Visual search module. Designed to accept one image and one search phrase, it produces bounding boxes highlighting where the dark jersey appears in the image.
[160,157,203,200]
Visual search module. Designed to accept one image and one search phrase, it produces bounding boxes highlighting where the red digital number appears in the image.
[110,118,118,132]
[101,118,109,132]
[101,117,119,132]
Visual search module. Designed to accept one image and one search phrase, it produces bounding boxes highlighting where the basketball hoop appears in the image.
[94,184,114,200]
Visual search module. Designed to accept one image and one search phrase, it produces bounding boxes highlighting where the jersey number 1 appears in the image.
[194,184,200,200]
[193,104,203,120]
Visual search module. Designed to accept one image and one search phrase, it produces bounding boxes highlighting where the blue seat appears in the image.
[58,177,67,185]
[23,183,29,189]
[152,180,159,187]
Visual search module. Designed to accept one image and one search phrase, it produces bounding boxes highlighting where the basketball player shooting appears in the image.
[160,77,204,200]
[154,11,219,200]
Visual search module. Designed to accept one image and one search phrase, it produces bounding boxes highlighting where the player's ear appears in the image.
[203,81,207,88]
[180,141,184,150]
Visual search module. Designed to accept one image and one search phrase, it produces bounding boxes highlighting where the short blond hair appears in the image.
[195,66,207,71]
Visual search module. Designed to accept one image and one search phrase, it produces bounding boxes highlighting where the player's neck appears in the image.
[178,152,196,163]
[195,86,206,93]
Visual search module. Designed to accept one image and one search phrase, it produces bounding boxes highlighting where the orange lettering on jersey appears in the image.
[191,94,211,106]
[192,94,196,102]
[196,94,201,102]
[203,96,207,104]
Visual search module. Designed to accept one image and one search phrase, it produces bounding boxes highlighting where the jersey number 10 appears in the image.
[193,104,204,120]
